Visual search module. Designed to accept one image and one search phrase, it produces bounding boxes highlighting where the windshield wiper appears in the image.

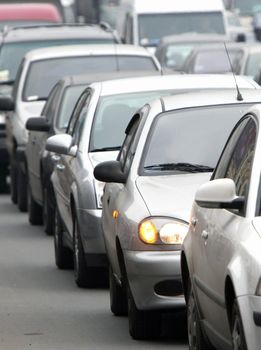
[91,146,121,152]
[144,162,214,173]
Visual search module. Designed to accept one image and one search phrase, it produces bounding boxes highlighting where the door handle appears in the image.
[56,163,65,172]
[201,230,209,240]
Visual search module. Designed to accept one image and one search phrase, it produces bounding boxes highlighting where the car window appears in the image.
[42,83,62,121]
[224,117,256,198]
[67,90,91,136]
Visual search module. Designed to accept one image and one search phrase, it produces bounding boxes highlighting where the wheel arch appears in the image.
[181,251,190,302]
[225,275,236,329]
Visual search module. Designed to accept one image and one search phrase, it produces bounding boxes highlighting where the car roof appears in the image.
[59,71,161,87]
[189,42,261,54]
[160,89,261,112]
[24,44,154,61]
[91,74,259,96]
[158,33,229,45]
[2,24,117,43]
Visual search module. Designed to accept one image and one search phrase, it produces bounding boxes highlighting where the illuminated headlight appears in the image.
[0,113,5,124]
[256,278,261,296]
[94,179,105,209]
[139,217,189,245]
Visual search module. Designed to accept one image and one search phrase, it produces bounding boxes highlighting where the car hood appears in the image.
[89,151,119,169]
[136,173,211,221]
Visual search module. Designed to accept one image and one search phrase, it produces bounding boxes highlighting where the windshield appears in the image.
[23,56,157,101]
[141,104,253,175]
[89,91,174,152]
[234,0,261,15]
[57,85,87,130]
[190,49,243,74]
[0,39,115,82]
[165,44,195,70]
[138,12,225,45]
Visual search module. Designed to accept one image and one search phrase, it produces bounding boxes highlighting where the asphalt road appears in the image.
[0,194,189,350]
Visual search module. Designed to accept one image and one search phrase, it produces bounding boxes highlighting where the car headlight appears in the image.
[138,217,189,245]
[94,179,105,209]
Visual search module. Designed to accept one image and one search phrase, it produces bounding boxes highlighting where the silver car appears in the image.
[94,88,261,340]
[45,75,256,289]
[181,105,261,350]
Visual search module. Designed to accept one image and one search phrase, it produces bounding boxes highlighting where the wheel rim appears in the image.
[232,315,242,350]
[187,290,197,350]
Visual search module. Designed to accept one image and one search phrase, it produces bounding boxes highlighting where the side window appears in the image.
[42,83,61,121]
[224,118,256,198]
[67,90,91,137]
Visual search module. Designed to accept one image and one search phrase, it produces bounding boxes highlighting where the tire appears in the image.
[0,165,8,193]
[54,207,73,270]
[17,163,27,212]
[73,219,96,288]
[187,281,211,350]
[231,300,247,350]
[10,159,17,204]
[28,185,43,225]
[127,284,161,340]
[109,266,128,316]
[43,187,54,236]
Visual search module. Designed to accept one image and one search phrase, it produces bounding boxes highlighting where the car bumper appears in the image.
[77,208,107,267]
[124,250,185,311]
[0,126,8,165]
[238,295,261,349]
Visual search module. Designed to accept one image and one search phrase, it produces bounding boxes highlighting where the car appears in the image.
[25,70,161,234]
[182,42,261,79]
[0,43,160,212]
[0,3,62,30]
[92,84,261,339]
[181,104,261,350]
[155,33,229,72]
[45,74,256,290]
[0,23,120,192]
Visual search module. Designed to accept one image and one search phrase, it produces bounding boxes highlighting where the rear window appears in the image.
[23,56,157,101]
[0,39,115,82]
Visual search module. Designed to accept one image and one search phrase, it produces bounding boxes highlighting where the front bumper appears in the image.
[237,295,261,350]
[0,124,8,165]
[77,208,107,268]
[124,250,185,311]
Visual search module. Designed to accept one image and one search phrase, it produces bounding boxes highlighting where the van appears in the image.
[117,0,228,51]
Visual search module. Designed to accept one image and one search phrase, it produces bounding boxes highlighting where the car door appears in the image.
[55,89,92,237]
[192,116,257,348]
[103,112,143,277]
[29,83,62,202]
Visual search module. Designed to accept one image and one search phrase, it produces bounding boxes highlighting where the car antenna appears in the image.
[224,42,243,101]
[100,21,120,71]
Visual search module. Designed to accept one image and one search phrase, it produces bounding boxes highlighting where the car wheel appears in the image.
[109,266,127,316]
[0,165,8,193]
[28,185,43,225]
[73,219,96,288]
[43,187,54,236]
[187,281,211,350]
[17,163,27,212]
[127,284,161,339]
[54,207,73,269]
[231,300,247,350]
[10,158,17,204]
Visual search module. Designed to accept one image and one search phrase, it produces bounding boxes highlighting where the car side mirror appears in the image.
[26,117,50,132]
[46,134,77,157]
[0,96,14,111]
[195,178,245,211]
[94,160,127,184]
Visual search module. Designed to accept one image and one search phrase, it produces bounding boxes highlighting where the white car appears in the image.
[94,88,261,340]
[45,75,256,289]
[181,104,261,350]
[0,44,160,212]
